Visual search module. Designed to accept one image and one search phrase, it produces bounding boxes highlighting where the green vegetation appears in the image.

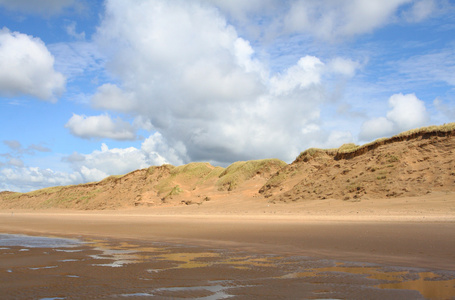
[337,143,359,153]
[26,186,67,197]
[168,185,183,196]
[39,188,104,209]
[295,122,455,161]
[385,154,399,163]
[340,123,455,155]
[262,170,288,189]
[395,122,455,137]
[147,164,175,175]
[99,174,124,183]
[295,147,336,162]
[154,162,222,195]
[216,159,286,191]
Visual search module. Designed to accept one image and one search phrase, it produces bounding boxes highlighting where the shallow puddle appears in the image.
[1,233,455,299]
[0,234,81,248]
[284,263,455,299]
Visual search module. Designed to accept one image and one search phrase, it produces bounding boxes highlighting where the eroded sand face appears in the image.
[1,235,455,300]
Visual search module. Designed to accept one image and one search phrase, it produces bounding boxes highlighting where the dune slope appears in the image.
[1,123,454,210]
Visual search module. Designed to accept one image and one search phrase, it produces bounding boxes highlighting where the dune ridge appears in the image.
[1,123,454,210]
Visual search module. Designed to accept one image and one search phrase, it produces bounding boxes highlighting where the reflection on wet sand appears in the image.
[284,264,455,300]
[1,234,455,299]
[378,272,455,300]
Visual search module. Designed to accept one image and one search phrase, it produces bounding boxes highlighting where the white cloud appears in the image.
[65,21,86,40]
[90,1,317,163]
[84,0,371,165]
[91,83,137,112]
[270,56,324,95]
[8,158,24,168]
[141,133,186,166]
[359,117,395,141]
[0,133,190,192]
[327,57,361,77]
[0,0,81,16]
[403,0,437,22]
[0,28,66,101]
[0,166,82,193]
[359,93,429,140]
[65,134,184,183]
[387,93,429,130]
[65,114,138,140]
[325,131,354,148]
[267,0,412,40]
[206,0,428,42]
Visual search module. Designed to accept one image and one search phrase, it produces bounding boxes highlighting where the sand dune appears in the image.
[1,123,454,211]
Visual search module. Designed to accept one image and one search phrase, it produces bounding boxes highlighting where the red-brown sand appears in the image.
[1,195,455,299]
[1,195,454,271]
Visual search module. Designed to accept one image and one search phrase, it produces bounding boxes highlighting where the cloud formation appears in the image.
[2,0,450,193]
[359,93,429,141]
[0,133,181,192]
[0,28,65,101]
[65,114,138,140]
[206,0,435,41]
[76,0,364,165]
[63,133,183,183]
[0,166,81,193]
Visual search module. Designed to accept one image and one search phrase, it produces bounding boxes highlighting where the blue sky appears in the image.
[0,0,454,192]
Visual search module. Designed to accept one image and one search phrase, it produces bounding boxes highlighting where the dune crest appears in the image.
[1,123,454,210]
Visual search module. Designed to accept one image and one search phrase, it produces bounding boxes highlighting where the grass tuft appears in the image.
[216,159,287,191]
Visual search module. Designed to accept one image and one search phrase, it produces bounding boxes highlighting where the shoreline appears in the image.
[1,210,455,271]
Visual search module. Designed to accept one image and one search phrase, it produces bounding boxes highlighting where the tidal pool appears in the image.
[0,233,81,248]
[1,234,454,299]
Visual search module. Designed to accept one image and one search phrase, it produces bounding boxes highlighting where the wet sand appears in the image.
[1,211,455,299]
[1,211,455,270]
[1,234,455,299]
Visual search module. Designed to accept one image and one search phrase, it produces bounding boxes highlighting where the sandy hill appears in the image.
[1,123,454,210]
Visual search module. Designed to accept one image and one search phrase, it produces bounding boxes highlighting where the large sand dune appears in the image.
[1,123,454,212]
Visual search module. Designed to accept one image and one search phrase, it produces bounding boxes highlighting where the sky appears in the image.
[0,0,454,192]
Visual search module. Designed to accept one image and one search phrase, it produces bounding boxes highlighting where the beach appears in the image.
[1,198,455,299]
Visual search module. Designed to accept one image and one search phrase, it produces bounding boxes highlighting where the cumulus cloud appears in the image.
[65,114,138,140]
[0,28,65,101]
[359,117,395,141]
[327,57,361,77]
[270,56,324,95]
[85,0,365,164]
[386,93,429,130]
[0,166,82,193]
[91,84,137,112]
[359,93,429,141]
[0,133,185,192]
[0,0,81,16]
[64,133,184,183]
